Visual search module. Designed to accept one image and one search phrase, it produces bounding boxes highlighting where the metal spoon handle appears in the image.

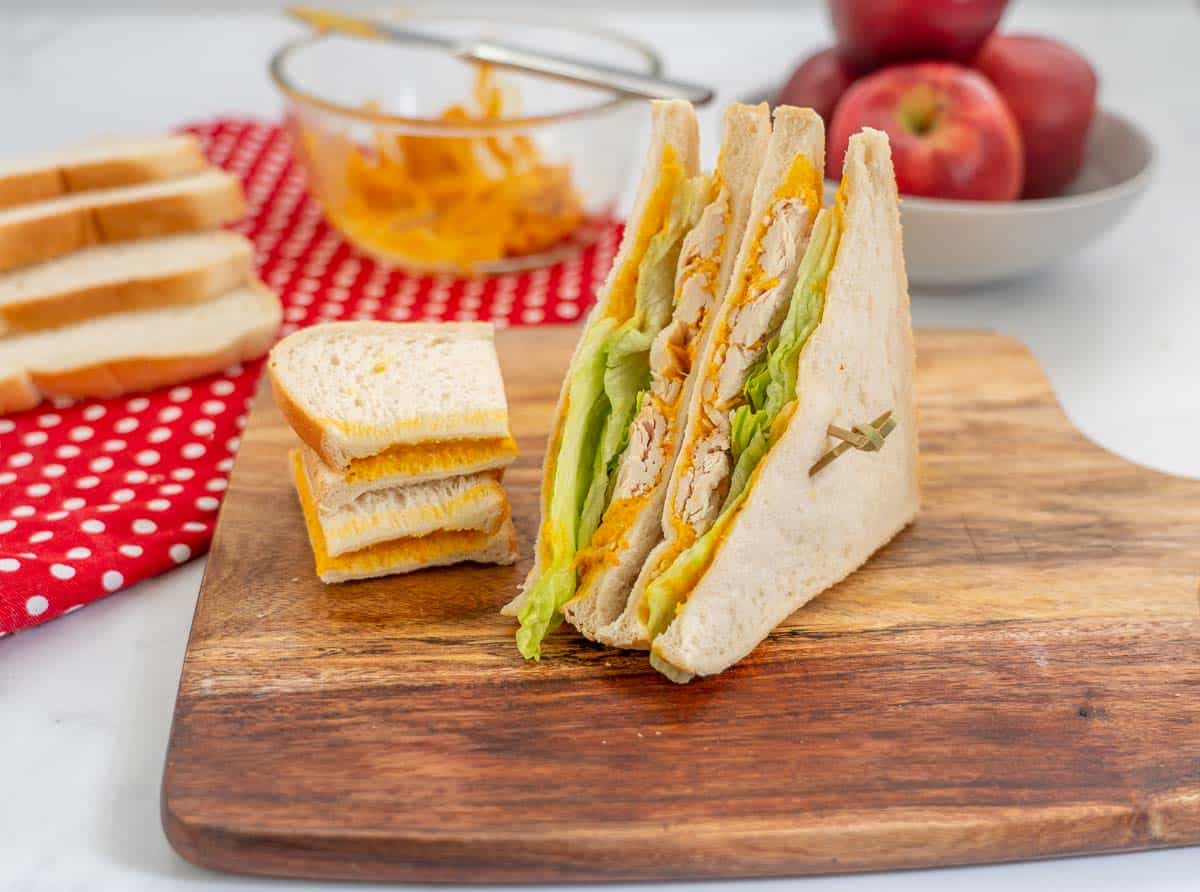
[463,39,714,105]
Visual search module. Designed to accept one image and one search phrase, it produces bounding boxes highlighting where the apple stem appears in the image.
[897,84,942,136]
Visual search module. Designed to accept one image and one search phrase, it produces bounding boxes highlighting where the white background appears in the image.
[2,2,1198,890]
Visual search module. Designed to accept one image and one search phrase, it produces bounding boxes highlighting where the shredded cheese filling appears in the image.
[301,64,584,271]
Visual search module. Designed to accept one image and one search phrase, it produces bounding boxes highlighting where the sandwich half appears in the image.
[639,128,918,681]
[598,105,828,649]
[559,103,771,640]
[503,99,705,658]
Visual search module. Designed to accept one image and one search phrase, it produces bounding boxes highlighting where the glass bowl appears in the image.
[269,15,660,275]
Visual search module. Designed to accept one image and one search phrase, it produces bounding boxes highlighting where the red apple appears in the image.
[777,47,858,124]
[829,62,1023,201]
[975,34,1098,198]
[829,0,1009,69]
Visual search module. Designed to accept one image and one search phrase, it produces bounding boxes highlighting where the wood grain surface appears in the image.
[162,327,1200,882]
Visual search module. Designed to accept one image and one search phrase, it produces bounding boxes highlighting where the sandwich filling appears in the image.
[318,471,508,557]
[641,162,840,642]
[516,148,710,658]
[291,449,511,579]
[573,173,731,587]
[339,435,518,487]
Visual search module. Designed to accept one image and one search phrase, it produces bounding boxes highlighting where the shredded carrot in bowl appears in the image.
[299,65,585,272]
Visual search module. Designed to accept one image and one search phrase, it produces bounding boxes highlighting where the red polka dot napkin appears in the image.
[0,119,617,637]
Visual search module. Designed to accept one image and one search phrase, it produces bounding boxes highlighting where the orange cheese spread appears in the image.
[343,435,518,485]
[603,144,686,321]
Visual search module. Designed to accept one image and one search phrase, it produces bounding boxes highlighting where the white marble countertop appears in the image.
[2,4,1198,891]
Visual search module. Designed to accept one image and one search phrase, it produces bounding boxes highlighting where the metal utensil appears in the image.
[288,6,714,106]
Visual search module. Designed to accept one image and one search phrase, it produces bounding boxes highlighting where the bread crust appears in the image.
[0,172,246,273]
[0,135,207,211]
[0,280,280,414]
[63,137,207,193]
[0,169,63,213]
[0,234,252,334]
[0,372,41,414]
[270,370,339,468]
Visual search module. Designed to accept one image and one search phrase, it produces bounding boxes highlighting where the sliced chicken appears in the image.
[581,187,732,554]
[610,396,668,500]
[670,197,815,537]
[675,429,732,532]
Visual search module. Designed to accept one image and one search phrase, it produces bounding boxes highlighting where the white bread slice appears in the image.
[650,129,919,682]
[0,279,281,414]
[561,103,771,640]
[290,449,518,584]
[303,436,517,509]
[0,170,246,274]
[268,321,512,471]
[596,105,827,650]
[304,455,510,557]
[0,231,253,335]
[502,99,699,630]
[0,135,208,211]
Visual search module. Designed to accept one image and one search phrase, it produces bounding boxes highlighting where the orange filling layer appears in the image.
[603,144,686,321]
[343,435,518,485]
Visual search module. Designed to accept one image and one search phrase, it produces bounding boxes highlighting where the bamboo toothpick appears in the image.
[809,410,896,477]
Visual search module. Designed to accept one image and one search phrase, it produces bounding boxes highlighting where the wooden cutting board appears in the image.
[162,327,1200,882]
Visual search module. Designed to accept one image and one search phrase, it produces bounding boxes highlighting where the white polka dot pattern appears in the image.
[0,119,615,635]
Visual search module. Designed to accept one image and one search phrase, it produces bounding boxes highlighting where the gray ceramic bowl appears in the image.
[750,85,1155,287]
[858,109,1156,287]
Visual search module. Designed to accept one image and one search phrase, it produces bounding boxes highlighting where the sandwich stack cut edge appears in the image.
[268,321,520,584]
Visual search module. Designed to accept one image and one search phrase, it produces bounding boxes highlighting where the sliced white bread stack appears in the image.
[0,135,281,414]
[268,322,520,584]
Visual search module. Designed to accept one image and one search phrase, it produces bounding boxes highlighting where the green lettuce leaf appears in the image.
[642,207,842,644]
[516,175,709,659]
[516,317,616,659]
[726,209,841,507]
[576,175,710,551]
